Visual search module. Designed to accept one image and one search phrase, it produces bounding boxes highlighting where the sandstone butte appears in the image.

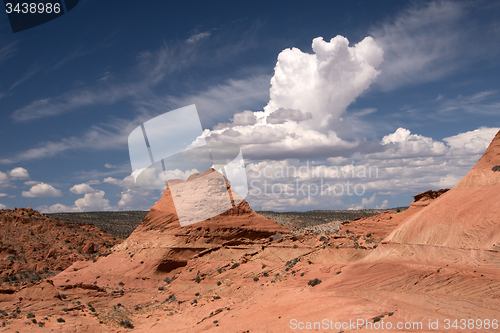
[0,130,498,332]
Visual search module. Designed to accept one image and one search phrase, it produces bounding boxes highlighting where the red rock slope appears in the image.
[384,130,500,252]
[0,207,119,286]
[52,169,289,286]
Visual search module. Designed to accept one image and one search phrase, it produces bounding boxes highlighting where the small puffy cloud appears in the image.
[74,191,112,211]
[0,203,5,209]
[376,127,447,158]
[38,203,80,213]
[0,172,7,185]
[8,167,30,179]
[70,183,98,195]
[24,180,39,186]
[349,193,377,210]
[117,188,155,211]
[0,193,7,197]
[22,183,62,198]
[443,127,500,153]
[104,174,136,188]
[38,190,112,213]
[376,199,389,209]
[213,111,257,130]
[381,127,412,144]
[104,163,116,169]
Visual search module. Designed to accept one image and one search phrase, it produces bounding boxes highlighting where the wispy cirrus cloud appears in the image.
[2,72,270,164]
[436,90,500,116]
[371,1,500,90]
[10,39,203,122]
[10,84,139,122]
[395,90,500,122]
[0,117,144,164]
[186,31,211,44]
[0,41,17,65]
[10,25,258,123]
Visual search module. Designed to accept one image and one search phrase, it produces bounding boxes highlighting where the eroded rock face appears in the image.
[411,189,449,205]
[0,208,119,285]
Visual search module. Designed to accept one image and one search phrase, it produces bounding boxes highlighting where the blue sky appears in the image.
[0,0,499,212]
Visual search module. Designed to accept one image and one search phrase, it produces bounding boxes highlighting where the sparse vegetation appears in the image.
[47,211,148,238]
[308,278,322,287]
[259,209,406,234]
[119,319,134,329]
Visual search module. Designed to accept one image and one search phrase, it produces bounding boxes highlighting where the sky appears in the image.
[0,0,499,213]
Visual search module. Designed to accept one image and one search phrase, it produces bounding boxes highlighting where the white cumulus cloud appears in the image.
[199,35,384,160]
[22,183,62,198]
[0,172,8,186]
[38,190,112,213]
[70,183,98,195]
[8,167,30,179]
[74,191,112,211]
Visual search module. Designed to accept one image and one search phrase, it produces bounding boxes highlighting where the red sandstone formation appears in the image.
[0,207,119,286]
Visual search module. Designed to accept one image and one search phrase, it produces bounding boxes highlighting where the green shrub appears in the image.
[119,320,134,329]
[308,278,322,287]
